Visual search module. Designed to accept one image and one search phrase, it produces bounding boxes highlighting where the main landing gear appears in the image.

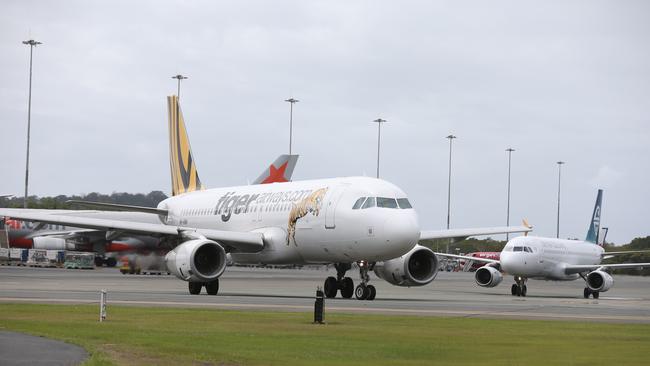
[188,279,219,295]
[323,262,376,301]
[583,287,599,299]
[510,276,527,297]
[579,273,599,299]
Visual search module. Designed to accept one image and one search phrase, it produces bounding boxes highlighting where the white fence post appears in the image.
[99,289,107,322]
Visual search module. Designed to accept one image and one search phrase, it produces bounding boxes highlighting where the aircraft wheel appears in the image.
[205,280,219,295]
[355,284,369,300]
[340,277,354,299]
[592,291,599,299]
[324,276,338,298]
[106,257,117,267]
[188,282,202,295]
[511,284,517,296]
[94,257,104,267]
[521,285,527,297]
[583,288,590,299]
[366,285,376,301]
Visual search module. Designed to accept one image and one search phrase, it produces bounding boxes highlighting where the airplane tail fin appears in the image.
[252,155,299,184]
[167,95,205,196]
[585,189,603,244]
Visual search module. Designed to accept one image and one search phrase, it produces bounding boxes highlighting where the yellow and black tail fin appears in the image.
[167,95,204,196]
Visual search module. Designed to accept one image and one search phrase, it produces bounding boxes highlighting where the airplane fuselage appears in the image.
[159,176,421,264]
[500,236,603,280]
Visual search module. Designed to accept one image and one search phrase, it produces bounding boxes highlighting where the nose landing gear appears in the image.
[510,276,527,297]
[354,261,376,300]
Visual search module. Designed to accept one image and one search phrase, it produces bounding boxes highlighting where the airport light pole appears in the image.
[22,39,42,209]
[285,98,299,155]
[505,148,515,241]
[373,118,387,178]
[171,74,187,100]
[556,161,565,238]
[446,134,457,254]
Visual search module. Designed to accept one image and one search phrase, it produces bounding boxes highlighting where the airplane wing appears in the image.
[602,250,650,258]
[434,252,500,265]
[0,209,263,253]
[419,225,532,245]
[564,262,650,275]
[66,200,168,215]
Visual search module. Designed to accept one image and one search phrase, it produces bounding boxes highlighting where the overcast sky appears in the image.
[1,1,648,244]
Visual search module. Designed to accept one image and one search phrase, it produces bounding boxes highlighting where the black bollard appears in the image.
[314,286,324,324]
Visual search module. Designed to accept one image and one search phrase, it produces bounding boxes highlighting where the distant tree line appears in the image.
[0,191,168,209]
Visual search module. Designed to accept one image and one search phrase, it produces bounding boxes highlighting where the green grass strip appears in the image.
[0,303,648,366]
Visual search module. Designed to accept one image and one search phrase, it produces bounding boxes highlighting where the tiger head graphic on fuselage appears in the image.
[287,188,328,246]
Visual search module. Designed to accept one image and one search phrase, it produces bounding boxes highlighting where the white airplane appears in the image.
[0,96,531,300]
[438,190,650,298]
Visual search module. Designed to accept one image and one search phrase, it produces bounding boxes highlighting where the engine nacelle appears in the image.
[373,245,439,287]
[475,265,503,287]
[32,237,75,250]
[165,239,227,282]
[586,270,614,292]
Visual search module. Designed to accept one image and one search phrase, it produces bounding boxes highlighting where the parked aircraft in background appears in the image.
[438,190,650,298]
[0,96,531,300]
[460,251,501,272]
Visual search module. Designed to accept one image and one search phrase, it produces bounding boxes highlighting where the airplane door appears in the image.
[324,184,349,229]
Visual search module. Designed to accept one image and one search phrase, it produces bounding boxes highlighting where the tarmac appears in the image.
[0,331,88,366]
[1,265,650,323]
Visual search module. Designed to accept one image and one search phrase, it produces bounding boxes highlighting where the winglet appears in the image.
[522,219,532,236]
[252,155,299,184]
[167,96,205,196]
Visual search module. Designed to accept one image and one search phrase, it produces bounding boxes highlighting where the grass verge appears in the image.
[0,303,648,366]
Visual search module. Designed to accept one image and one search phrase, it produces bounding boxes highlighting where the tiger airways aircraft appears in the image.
[0,96,531,300]
[438,190,650,298]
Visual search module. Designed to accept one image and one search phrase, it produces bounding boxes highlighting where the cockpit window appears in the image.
[524,247,532,253]
[352,197,366,210]
[513,246,523,252]
[361,197,376,209]
[397,198,412,209]
[377,197,398,208]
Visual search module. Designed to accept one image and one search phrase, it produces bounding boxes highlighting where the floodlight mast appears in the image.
[285,98,299,155]
[22,39,42,208]
[373,119,387,179]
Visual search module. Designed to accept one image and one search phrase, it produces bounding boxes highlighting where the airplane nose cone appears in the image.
[383,213,420,255]
[500,251,526,275]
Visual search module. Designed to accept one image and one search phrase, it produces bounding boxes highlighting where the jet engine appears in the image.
[165,239,227,282]
[373,245,439,287]
[32,237,75,250]
[475,265,503,287]
[586,270,614,292]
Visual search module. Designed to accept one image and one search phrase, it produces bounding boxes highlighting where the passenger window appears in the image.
[377,197,398,208]
[352,197,366,210]
[397,198,412,209]
[362,197,376,209]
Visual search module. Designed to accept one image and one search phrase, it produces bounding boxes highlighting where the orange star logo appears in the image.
[261,162,289,184]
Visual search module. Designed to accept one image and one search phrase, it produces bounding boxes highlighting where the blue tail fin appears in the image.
[585,189,603,244]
